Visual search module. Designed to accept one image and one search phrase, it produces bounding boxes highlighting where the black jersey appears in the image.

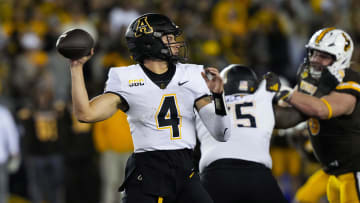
[302,68,360,175]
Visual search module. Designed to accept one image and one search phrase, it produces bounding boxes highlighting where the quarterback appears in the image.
[68,13,230,203]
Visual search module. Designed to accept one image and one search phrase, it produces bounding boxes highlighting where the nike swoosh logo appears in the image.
[178,81,189,86]
[224,128,228,135]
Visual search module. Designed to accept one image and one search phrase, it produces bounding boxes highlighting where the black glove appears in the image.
[264,72,280,92]
[273,86,294,104]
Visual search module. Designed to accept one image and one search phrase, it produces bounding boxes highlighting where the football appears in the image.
[56,28,94,60]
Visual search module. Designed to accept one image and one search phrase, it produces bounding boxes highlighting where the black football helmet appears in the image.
[220,64,259,95]
[125,13,187,63]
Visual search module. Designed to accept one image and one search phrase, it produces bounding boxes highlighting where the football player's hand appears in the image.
[201,67,224,94]
[70,48,94,68]
[273,86,294,105]
[264,72,280,92]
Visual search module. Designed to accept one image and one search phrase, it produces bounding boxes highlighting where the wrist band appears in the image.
[320,98,333,119]
[212,92,227,116]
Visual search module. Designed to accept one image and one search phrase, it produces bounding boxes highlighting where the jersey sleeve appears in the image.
[103,68,130,111]
[191,65,211,100]
[104,68,122,94]
[335,69,360,98]
[258,80,276,99]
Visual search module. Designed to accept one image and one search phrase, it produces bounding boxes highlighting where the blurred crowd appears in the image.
[1,0,360,203]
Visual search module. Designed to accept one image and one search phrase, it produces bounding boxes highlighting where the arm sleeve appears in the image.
[335,82,360,99]
[198,102,231,142]
[274,105,307,129]
[334,69,360,99]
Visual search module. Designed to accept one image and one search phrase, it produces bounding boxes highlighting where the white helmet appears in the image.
[305,27,353,81]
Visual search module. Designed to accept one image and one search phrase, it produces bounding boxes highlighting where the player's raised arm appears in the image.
[195,67,231,142]
[56,29,122,122]
[70,52,121,123]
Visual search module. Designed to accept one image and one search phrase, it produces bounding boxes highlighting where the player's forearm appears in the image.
[274,106,306,129]
[70,65,93,122]
[288,91,329,119]
[198,103,231,142]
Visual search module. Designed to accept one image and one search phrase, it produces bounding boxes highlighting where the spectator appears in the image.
[93,110,133,203]
[0,104,20,203]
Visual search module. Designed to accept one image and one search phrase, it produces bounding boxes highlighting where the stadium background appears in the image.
[0,0,360,202]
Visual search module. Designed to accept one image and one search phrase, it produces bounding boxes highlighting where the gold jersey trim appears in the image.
[336,81,360,92]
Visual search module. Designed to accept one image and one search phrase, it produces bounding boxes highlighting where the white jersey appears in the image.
[198,81,276,172]
[105,63,210,153]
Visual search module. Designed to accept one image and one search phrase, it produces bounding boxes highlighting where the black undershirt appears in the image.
[140,63,176,89]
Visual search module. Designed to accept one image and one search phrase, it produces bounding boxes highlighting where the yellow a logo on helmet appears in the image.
[135,16,154,38]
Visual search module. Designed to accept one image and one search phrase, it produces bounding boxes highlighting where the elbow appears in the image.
[214,127,231,142]
[75,111,94,123]
[223,127,231,141]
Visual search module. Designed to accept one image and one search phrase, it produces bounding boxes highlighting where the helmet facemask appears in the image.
[306,49,336,80]
[160,32,188,63]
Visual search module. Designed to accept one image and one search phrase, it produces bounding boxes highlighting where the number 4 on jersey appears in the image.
[155,94,182,139]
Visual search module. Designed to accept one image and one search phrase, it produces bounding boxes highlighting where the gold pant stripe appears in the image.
[158,196,163,203]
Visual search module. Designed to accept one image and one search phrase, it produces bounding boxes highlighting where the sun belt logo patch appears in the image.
[129,79,145,87]
[135,16,153,38]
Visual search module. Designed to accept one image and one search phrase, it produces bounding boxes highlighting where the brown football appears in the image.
[56,28,94,60]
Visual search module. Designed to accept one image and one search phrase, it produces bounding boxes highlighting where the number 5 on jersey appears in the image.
[228,102,257,128]
[155,94,182,139]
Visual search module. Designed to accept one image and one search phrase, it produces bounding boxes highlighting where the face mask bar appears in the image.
[163,34,188,63]
[306,49,336,80]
